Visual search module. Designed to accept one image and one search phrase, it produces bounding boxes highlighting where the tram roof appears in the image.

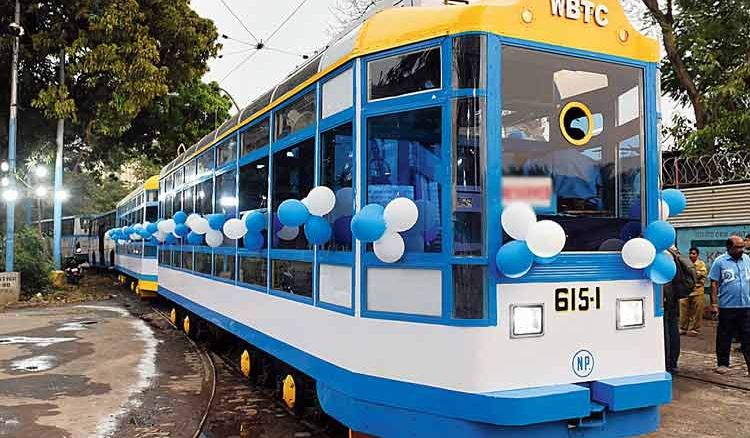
[160,0,658,179]
[117,175,159,208]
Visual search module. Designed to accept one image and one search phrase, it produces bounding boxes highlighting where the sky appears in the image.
[190,0,344,113]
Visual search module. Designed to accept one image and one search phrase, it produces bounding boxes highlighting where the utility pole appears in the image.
[52,47,64,270]
[5,0,21,273]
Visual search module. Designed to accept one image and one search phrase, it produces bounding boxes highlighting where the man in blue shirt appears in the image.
[709,235,750,375]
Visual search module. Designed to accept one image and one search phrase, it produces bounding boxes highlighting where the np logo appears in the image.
[572,349,595,377]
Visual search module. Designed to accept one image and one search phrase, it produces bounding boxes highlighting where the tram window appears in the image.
[183,186,194,214]
[214,253,236,280]
[144,245,157,258]
[453,98,485,256]
[322,68,353,119]
[185,159,197,183]
[195,252,212,275]
[453,264,485,319]
[62,219,74,236]
[241,119,270,157]
[272,260,312,298]
[195,179,214,215]
[146,206,157,223]
[274,91,315,141]
[146,189,157,203]
[239,256,267,288]
[165,193,174,218]
[174,168,184,188]
[183,249,194,271]
[452,35,486,90]
[367,107,443,253]
[320,123,354,251]
[216,170,238,217]
[174,249,183,269]
[217,136,237,168]
[239,157,269,212]
[272,139,315,249]
[166,174,174,193]
[197,150,214,177]
[172,191,182,214]
[368,46,441,101]
[501,47,644,251]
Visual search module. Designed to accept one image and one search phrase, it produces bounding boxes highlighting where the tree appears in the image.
[0,0,226,169]
[636,0,750,154]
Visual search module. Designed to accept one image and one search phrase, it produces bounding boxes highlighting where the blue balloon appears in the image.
[186,231,204,246]
[278,199,309,227]
[125,226,135,235]
[243,232,264,250]
[333,215,353,245]
[146,222,158,234]
[350,204,386,243]
[304,216,332,245]
[662,189,687,216]
[644,220,676,252]
[207,213,227,231]
[137,228,151,238]
[245,211,266,232]
[165,233,177,244]
[535,255,559,265]
[645,251,677,285]
[173,210,188,225]
[495,240,534,278]
[175,223,190,238]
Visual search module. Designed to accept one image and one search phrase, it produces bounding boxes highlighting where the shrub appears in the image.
[0,226,54,295]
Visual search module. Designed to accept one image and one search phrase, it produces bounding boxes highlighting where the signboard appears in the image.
[676,224,750,269]
[0,272,20,306]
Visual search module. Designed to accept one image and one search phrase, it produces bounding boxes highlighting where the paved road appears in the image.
[0,304,158,437]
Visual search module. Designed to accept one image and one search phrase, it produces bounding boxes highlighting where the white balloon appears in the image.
[660,200,670,220]
[117,239,127,245]
[133,223,143,231]
[192,217,210,235]
[186,213,201,228]
[205,229,224,247]
[130,233,141,241]
[301,197,310,208]
[621,238,657,269]
[501,202,537,240]
[223,218,247,240]
[172,231,181,239]
[374,232,405,263]
[153,231,166,242]
[526,220,566,258]
[277,226,299,241]
[383,197,419,233]
[306,186,336,216]
[160,219,176,234]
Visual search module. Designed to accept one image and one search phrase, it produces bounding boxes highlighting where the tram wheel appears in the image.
[240,349,252,379]
[170,308,178,326]
[183,315,191,336]
[282,374,297,411]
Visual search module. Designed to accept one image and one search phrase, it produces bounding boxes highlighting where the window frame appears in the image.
[366,44,444,103]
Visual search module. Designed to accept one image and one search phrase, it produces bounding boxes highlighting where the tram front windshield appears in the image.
[501,47,644,252]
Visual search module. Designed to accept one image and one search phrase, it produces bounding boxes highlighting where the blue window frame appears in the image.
[216,136,237,169]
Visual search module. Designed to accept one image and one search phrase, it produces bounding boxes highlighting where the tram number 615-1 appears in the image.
[555,287,601,312]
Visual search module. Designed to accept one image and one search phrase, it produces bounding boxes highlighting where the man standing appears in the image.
[744,234,750,256]
[680,247,708,336]
[709,235,750,375]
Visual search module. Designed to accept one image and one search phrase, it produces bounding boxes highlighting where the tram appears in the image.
[149,1,671,436]
[113,176,160,297]
[35,215,92,261]
[88,210,116,269]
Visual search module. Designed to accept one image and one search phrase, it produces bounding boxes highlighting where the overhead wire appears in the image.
[217,0,260,43]
[265,46,310,59]
[265,0,311,43]
[219,50,260,84]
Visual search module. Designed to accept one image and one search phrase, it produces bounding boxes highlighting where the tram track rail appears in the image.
[151,306,217,438]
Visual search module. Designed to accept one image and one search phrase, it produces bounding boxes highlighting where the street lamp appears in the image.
[34,186,48,198]
[34,165,48,179]
[2,188,18,202]
[0,162,8,172]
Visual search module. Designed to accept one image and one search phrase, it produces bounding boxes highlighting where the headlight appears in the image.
[510,304,544,338]
[616,298,645,330]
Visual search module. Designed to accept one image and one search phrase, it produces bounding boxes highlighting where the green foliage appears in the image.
[0,227,54,295]
[655,0,750,154]
[0,0,226,170]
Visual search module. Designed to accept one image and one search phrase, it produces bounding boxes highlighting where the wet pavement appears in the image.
[0,304,158,437]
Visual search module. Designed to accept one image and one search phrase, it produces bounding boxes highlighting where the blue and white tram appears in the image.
[89,210,116,269]
[114,176,160,297]
[156,1,671,436]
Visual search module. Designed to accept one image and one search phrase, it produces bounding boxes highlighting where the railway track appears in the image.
[151,306,217,438]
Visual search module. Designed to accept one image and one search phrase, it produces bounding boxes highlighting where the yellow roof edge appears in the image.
[117,175,159,208]
[162,0,658,179]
